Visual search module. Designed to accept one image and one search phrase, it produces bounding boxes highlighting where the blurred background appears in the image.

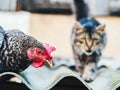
[0,0,120,58]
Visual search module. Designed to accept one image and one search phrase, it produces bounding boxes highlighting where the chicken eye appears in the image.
[37,51,41,54]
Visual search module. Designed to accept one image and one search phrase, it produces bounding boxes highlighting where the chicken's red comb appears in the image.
[43,43,56,59]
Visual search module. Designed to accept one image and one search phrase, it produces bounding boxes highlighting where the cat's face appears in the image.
[74,22,106,55]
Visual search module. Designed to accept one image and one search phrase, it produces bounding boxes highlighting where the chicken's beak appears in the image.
[44,60,53,68]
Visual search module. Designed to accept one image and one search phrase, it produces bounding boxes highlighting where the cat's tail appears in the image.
[73,0,89,21]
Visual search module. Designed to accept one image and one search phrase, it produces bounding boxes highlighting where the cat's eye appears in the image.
[96,41,100,45]
[79,38,86,44]
[37,51,41,54]
[80,38,86,41]
[79,40,83,44]
[93,38,100,45]
[93,38,99,41]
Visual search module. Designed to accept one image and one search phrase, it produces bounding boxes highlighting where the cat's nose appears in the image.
[85,50,93,55]
[86,50,92,53]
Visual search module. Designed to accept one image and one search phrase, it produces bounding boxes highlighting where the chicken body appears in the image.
[0,28,55,73]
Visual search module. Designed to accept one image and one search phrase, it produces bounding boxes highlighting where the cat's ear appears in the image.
[74,21,84,31]
[96,24,106,34]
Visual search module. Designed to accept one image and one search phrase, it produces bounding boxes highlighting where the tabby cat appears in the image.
[71,0,107,82]
[71,18,107,82]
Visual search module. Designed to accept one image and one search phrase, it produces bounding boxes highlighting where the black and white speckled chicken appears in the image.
[0,26,56,73]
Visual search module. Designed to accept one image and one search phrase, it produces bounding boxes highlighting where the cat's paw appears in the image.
[82,74,94,82]
[82,70,99,82]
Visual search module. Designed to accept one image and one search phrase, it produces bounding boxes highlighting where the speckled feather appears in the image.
[0,26,5,49]
[0,29,45,73]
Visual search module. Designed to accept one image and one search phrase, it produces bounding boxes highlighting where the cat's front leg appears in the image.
[74,54,84,76]
[82,62,98,82]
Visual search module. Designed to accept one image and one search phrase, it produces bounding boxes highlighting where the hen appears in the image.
[0,26,56,73]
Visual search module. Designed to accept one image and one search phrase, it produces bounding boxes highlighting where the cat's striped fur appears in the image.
[71,18,107,82]
[71,0,107,82]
